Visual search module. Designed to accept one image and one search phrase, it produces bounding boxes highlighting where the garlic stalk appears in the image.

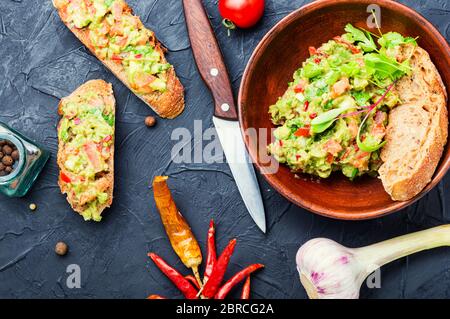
[296,224,450,299]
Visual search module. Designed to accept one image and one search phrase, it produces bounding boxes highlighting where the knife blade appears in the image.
[182,0,266,233]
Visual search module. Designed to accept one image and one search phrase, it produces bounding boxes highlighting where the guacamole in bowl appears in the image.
[268,24,416,179]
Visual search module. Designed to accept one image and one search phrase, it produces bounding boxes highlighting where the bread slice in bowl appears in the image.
[52,0,184,119]
[379,46,448,201]
[57,80,115,221]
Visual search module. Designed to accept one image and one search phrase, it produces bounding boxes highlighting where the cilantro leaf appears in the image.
[344,24,377,52]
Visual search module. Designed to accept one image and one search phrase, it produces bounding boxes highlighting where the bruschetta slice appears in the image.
[53,0,184,118]
[57,80,115,221]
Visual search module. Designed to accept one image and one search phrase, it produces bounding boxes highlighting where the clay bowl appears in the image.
[239,0,450,220]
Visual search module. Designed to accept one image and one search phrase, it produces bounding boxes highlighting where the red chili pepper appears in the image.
[184,275,200,290]
[60,171,71,183]
[135,54,142,59]
[215,264,264,299]
[147,294,167,299]
[309,113,317,119]
[279,140,283,147]
[294,84,304,93]
[111,54,122,63]
[304,101,309,111]
[308,46,317,56]
[203,220,216,283]
[295,154,301,160]
[314,57,321,64]
[294,127,311,137]
[241,276,251,299]
[201,239,236,298]
[148,253,198,299]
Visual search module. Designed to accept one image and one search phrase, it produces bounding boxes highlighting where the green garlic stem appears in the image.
[355,225,450,274]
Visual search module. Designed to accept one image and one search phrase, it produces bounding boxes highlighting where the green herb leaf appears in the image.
[352,91,372,107]
[311,105,351,133]
[364,53,410,80]
[356,108,386,152]
[378,32,417,48]
[344,24,377,52]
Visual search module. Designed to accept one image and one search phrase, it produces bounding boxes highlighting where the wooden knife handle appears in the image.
[182,0,238,120]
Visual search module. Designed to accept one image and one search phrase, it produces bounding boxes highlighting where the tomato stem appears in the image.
[222,18,236,37]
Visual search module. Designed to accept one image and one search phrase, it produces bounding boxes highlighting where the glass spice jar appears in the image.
[0,121,50,197]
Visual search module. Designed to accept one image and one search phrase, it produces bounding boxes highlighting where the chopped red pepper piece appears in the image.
[294,127,311,137]
[111,54,122,63]
[314,57,321,64]
[60,171,71,183]
[135,54,142,59]
[304,101,309,111]
[309,113,317,119]
[294,84,304,93]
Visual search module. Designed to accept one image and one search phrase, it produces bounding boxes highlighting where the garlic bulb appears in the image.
[296,225,450,299]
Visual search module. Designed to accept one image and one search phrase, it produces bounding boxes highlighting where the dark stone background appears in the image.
[0,0,448,299]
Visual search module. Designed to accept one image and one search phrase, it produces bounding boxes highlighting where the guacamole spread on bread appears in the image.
[58,87,115,221]
[268,25,417,179]
[55,0,171,93]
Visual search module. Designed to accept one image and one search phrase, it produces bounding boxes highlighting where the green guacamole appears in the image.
[268,25,416,179]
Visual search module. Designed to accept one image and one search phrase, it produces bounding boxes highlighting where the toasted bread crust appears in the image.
[57,79,115,218]
[379,46,448,201]
[53,1,184,119]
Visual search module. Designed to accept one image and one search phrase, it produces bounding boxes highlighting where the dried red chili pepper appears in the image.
[241,276,251,299]
[215,264,264,299]
[153,176,203,287]
[203,220,216,283]
[185,275,200,290]
[148,253,198,299]
[201,238,237,298]
[147,294,167,299]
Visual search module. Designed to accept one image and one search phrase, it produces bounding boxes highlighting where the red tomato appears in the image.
[219,0,265,29]
[294,127,311,138]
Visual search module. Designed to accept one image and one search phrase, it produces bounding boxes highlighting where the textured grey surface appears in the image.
[0,0,449,299]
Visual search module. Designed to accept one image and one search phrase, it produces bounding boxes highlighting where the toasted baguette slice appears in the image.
[57,80,115,221]
[53,0,184,119]
[379,46,448,201]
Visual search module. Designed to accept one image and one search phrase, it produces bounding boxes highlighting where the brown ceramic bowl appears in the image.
[239,0,450,220]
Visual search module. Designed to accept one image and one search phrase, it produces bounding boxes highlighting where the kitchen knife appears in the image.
[182,0,266,233]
